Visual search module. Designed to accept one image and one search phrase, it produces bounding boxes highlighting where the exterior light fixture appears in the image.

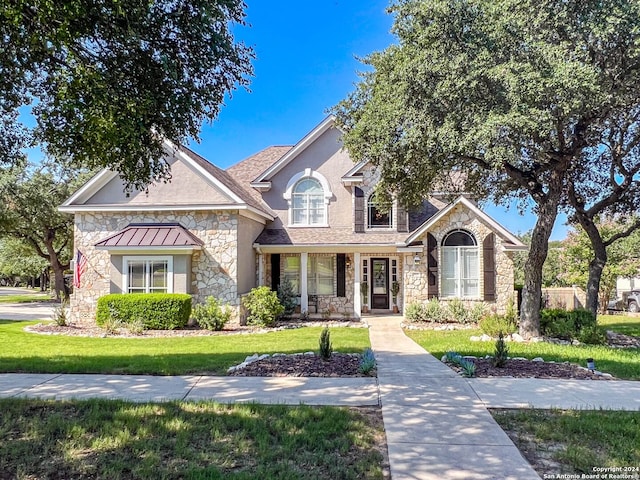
[346,257,351,269]
[586,358,595,371]
[414,254,421,266]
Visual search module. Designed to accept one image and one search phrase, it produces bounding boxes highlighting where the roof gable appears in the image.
[405,196,526,249]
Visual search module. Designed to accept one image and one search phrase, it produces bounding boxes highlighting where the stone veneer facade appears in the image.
[403,204,515,314]
[71,210,242,324]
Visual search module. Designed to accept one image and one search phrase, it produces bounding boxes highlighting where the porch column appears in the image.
[354,252,361,318]
[300,252,308,313]
[257,253,264,286]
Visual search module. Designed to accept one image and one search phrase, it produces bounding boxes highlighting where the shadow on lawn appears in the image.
[0,398,384,480]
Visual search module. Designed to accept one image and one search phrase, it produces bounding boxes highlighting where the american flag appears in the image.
[73,250,88,288]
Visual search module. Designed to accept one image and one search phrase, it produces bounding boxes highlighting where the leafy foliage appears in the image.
[405,299,485,324]
[540,308,605,344]
[51,300,69,327]
[479,314,518,337]
[192,296,233,331]
[0,1,253,189]
[492,332,509,368]
[96,293,192,330]
[358,348,376,375]
[334,0,640,337]
[277,278,297,317]
[318,327,333,361]
[242,286,284,327]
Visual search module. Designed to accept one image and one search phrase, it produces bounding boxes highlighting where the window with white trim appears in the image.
[283,256,301,294]
[123,256,173,294]
[441,230,479,298]
[308,256,334,295]
[292,178,325,225]
[367,195,392,228]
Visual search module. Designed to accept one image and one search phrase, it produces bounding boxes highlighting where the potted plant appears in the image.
[360,282,369,313]
[391,280,401,314]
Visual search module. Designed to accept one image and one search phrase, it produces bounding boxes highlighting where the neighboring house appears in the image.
[60,116,526,323]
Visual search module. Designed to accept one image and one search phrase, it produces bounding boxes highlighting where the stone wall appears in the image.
[403,204,515,314]
[71,210,240,323]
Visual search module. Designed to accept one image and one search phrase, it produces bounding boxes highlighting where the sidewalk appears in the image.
[369,316,541,480]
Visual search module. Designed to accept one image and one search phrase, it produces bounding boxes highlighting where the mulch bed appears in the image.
[229,353,370,377]
[449,358,615,380]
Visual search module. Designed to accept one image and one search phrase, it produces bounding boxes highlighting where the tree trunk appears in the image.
[43,237,69,301]
[576,214,607,316]
[519,194,562,339]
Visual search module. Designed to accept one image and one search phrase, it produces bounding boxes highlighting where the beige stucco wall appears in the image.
[260,128,355,229]
[236,215,265,295]
[71,210,242,323]
[403,204,515,314]
[86,154,232,206]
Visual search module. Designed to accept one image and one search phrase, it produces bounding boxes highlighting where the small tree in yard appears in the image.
[493,333,509,368]
[242,286,284,328]
[319,327,333,361]
[277,278,297,317]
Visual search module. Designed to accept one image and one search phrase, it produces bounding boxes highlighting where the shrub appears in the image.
[541,308,599,341]
[570,308,597,331]
[479,314,517,337]
[192,296,233,331]
[127,318,146,335]
[446,298,467,323]
[277,278,297,317]
[242,286,284,327]
[102,316,123,335]
[319,327,333,360]
[467,302,487,324]
[423,298,447,322]
[51,300,69,327]
[96,293,192,330]
[405,302,426,322]
[459,360,476,377]
[493,332,509,368]
[577,324,607,345]
[359,348,376,374]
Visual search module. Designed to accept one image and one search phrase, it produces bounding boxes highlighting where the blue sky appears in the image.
[187,1,568,240]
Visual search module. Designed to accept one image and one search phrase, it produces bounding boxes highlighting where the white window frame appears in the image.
[123,256,174,294]
[308,256,335,296]
[441,231,479,299]
[283,256,301,295]
[283,168,332,227]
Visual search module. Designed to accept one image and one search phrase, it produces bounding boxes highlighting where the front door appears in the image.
[371,258,389,309]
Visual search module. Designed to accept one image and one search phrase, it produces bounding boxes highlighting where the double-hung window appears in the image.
[441,231,479,298]
[367,195,392,228]
[123,256,173,294]
[308,256,334,295]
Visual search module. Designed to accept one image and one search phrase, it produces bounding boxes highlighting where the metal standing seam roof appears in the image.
[95,223,204,248]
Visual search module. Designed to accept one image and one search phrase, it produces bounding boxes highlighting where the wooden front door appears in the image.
[371,258,389,309]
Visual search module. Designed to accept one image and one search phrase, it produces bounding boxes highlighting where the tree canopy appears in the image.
[0,0,252,189]
[0,162,94,298]
[333,0,640,337]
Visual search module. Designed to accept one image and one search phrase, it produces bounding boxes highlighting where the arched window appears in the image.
[441,230,479,298]
[292,178,324,225]
[367,194,392,228]
[284,169,332,226]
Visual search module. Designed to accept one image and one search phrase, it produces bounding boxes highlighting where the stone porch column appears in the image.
[300,252,308,313]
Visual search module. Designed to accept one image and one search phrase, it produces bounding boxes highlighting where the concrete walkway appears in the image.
[369,316,541,480]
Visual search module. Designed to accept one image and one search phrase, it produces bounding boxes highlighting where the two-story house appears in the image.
[60,116,526,323]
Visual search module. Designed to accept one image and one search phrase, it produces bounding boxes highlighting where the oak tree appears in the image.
[333,0,640,337]
[1,0,252,189]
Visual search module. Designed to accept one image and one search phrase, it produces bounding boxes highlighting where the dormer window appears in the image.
[367,195,392,229]
[284,168,332,227]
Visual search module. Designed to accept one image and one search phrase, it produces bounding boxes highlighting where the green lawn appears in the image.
[0,293,53,303]
[0,398,385,480]
[492,409,640,477]
[0,320,370,375]
[405,327,640,380]
[599,314,640,337]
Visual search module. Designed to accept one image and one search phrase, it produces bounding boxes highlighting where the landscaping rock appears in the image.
[532,357,544,362]
[244,354,260,364]
[470,335,482,341]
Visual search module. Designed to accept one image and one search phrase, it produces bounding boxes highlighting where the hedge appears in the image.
[96,293,192,330]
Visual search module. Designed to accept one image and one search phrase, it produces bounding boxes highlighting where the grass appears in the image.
[0,398,385,480]
[0,320,370,375]
[492,409,640,477]
[0,293,53,303]
[599,314,640,337]
[405,327,640,380]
